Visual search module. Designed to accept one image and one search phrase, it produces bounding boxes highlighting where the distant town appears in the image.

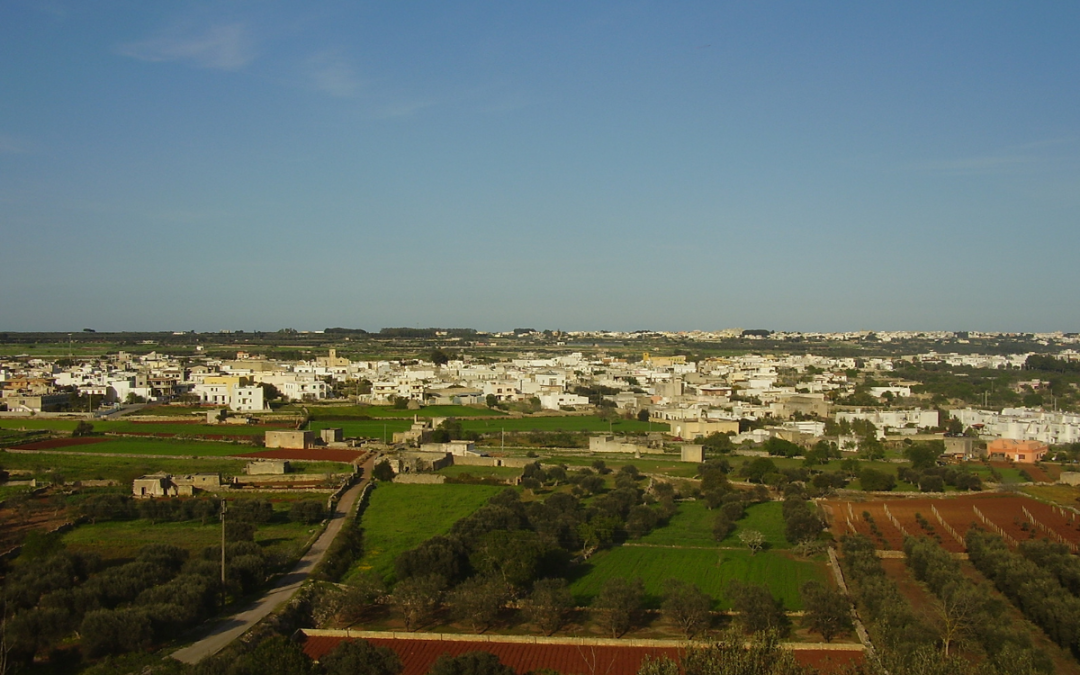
[2,328,1080,675]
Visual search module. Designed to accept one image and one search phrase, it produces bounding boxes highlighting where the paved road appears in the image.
[171,459,373,664]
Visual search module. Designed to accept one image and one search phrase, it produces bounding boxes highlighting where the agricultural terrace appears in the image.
[460,416,667,433]
[309,420,411,439]
[348,483,506,584]
[0,450,349,483]
[824,493,1080,553]
[61,496,320,562]
[131,405,215,416]
[307,414,669,440]
[301,404,506,419]
[547,455,701,479]
[434,464,523,480]
[568,499,822,609]
[567,547,825,610]
[0,418,282,437]
[637,500,791,550]
[8,437,253,457]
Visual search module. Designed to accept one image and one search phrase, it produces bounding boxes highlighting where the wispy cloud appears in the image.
[300,50,436,116]
[117,23,256,71]
[915,137,1078,176]
[305,51,363,98]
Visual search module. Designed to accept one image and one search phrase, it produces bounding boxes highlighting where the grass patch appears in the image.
[461,416,667,433]
[303,405,504,419]
[349,483,505,584]
[131,406,214,416]
[1022,484,1080,507]
[62,510,315,563]
[637,501,791,550]
[0,484,33,502]
[0,451,346,483]
[2,418,278,437]
[969,464,1027,484]
[636,500,719,547]
[435,465,523,479]
[567,546,824,610]
[549,455,700,478]
[720,502,790,550]
[306,415,670,439]
[25,437,252,457]
[309,420,412,439]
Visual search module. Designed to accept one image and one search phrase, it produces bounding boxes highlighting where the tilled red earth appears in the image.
[824,493,1080,551]
[237,448,365,462]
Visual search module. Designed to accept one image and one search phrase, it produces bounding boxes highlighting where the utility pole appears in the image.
[220,499,228,605]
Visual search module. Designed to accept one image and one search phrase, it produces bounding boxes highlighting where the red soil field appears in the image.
[237,448,365,463]
[299,635,864,675]
[11,437,108,450]
[825,494,1080,551]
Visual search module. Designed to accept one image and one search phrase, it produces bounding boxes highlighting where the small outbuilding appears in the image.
[265,430,314,449]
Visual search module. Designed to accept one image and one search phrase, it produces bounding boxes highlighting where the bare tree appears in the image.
[933,584,980,658]
[739,529,766,555]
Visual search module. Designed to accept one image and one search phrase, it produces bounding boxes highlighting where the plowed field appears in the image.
[824,493,1080,551]
[238,448,365,463]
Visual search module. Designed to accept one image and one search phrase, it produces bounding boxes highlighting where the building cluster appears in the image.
[951,407,1080,446]
[4,345,1080,459]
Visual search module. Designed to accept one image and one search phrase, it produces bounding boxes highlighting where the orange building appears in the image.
[987,438,1048,463]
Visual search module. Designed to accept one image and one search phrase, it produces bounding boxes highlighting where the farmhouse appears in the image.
[246,459,291,475]
[132,472,221,498]
[420,440,477,456]
[265,429,314,449]
[986,438,1048,463]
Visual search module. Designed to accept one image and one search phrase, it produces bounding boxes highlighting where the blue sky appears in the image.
[2,1,1078,333]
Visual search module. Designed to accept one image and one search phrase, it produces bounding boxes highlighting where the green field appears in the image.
[638,500,791,549]
[14,437,254,457]
[969,464,1027,483]
[0,451,348,483]
[307,414,669,440]
[0,419,278,437]
[0,484,33,502]
[302,405,505,419]
[62,509,316,562]
[131,405,215,416]
[461,416,668,434]
[349,483,506,584]
[551,455,700,478]
[309,420,412,439]
[435,465,523,479]
[567,546,825,610]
